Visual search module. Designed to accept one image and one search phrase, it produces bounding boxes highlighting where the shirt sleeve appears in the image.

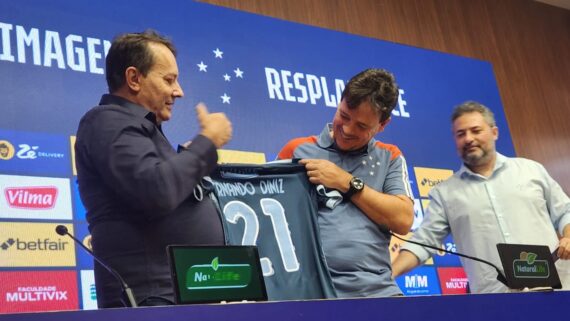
[383,154,413,198]
[538,164,570,235]
[276,136,317,160]
[277,141,295,160]
[84,110,218,213]
[402,187,451,263]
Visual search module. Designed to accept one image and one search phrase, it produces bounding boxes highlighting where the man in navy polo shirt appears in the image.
[278,68,414,297]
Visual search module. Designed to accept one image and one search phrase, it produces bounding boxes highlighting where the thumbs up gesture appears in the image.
[196,103,232,148]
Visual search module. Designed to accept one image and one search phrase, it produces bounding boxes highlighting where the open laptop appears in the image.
[496,243,562,290]
[167,245,268,304]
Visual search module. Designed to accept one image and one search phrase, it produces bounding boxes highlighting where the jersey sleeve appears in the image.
[383,153,413,198]
[276,136,317,160]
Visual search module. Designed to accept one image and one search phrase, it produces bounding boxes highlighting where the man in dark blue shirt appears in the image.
[75,30,232,308]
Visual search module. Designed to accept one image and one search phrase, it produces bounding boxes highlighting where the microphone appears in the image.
[382,225,508,287]
[55,225,138,307]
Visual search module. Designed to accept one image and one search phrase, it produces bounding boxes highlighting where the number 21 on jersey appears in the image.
[223,198,300,276]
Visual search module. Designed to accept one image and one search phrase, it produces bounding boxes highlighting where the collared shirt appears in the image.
[75,94,224,307]
[278,124,413,297]
[403,153,570,293]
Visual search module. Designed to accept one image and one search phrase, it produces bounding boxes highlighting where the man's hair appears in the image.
[451,101,496,127]
[341,69,399,122]
[105,30,176,93]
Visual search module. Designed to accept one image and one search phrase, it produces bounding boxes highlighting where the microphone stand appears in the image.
[55,225,138,307]
[388,230,508,287]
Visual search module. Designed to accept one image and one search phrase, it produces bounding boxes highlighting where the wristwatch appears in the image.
[344,177,365,199]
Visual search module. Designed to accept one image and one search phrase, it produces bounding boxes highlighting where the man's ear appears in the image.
[125,66,141,92]
[492,125,499,141]
[377,117,391,133]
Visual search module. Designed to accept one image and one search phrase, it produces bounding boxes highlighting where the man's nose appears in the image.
[174,82,184,98]
[464,132,475,144]
[343,123,356,136]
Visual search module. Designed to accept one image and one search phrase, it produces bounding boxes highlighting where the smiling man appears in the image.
[391,101,570,293]
[277,68,414,298]
[75,30,232,307]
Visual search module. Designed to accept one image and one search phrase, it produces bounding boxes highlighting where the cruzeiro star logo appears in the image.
[1,238,15,250]
[194,47,245,105]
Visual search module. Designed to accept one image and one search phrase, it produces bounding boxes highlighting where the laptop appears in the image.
[167,245,268,304]
[496,243,562,290]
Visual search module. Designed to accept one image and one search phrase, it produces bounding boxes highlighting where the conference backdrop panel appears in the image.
[0,0,515,312]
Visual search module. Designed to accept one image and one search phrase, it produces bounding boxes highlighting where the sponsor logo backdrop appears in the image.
[396,266,441,296]
[0,0,516,312]
[0,222,75,267]
[0,271,78,313]
[0,175,72,220]
[80,270,98,310]
[437,267,470,295]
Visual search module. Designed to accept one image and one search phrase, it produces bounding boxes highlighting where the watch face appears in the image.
[351,177,364,190]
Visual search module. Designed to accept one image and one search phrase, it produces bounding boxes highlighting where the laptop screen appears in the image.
[168,245,268,304]
[496,243,562,290]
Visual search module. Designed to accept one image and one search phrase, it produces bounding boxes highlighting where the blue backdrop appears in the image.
[0,0,515,313]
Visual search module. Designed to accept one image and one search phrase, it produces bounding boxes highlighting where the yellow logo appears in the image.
[421,199,431,213]
[0,222,76,267]
[0,140,15,160]
[218,149,266,164]
[414,167,454,197]
[70,136,77,176]
[82,234,92,250]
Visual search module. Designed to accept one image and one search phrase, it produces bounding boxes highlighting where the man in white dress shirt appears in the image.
[392,101,570,293]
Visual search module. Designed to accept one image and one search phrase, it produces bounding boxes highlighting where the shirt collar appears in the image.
[458,152,507,179]
[317,123,335,148]
[99,94,161,128]
[316,123,374,155]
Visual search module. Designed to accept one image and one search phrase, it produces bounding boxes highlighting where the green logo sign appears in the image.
[513,252,549,278]
[186,257,252,289]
